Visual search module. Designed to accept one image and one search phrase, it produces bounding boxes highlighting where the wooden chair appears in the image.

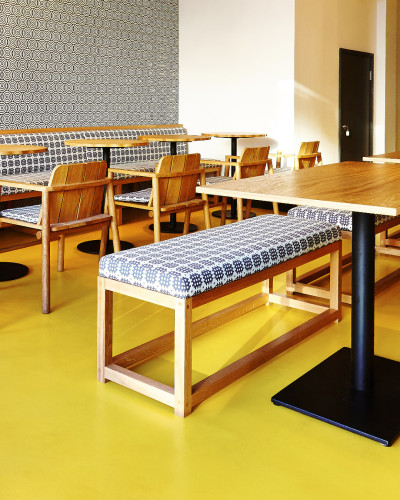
[0,161,119,314]
[270,141,322,170]
[200,146,276,222]
[114,153,211,242]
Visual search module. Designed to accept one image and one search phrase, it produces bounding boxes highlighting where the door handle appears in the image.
[342,124,350,136]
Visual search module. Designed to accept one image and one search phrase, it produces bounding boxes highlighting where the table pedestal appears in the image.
[271,212,400,446]
[0,262,29,282]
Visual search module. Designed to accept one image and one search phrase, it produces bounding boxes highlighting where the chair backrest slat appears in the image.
[155,154,201,206]
[47,161,107,224]
[238,147,270,179]
[298,141,320,169]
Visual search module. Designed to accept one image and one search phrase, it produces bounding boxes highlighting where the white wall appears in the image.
[294,0,380,163]
[179,0,295,160]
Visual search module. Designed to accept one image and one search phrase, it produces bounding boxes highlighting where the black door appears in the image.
[339,49,373,161]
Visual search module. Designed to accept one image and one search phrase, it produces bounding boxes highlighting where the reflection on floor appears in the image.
[1,207,400,499]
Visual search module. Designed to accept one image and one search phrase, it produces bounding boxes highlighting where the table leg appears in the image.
[77,147,134,255]
[271,212,400,446]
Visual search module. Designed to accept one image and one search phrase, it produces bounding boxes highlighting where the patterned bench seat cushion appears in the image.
[0,204,41,224]
[287,206,400,232]
[99,214,341,299]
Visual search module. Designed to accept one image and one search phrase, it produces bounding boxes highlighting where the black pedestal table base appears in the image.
[149,222,198,234]
[272,347,400,446]
[77,239,134,255]
[0,262,29,281]
[212,209,256,220]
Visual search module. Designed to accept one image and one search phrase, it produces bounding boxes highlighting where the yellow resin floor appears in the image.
[1,208,400,499]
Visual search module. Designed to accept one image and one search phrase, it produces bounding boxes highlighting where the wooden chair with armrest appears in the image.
[269,141,322,170]
[200,146,276,222]
[113,153,211,243]
[0,161,119,314]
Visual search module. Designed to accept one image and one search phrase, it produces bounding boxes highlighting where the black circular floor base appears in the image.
[212,210,256,220]
[149,222,198,234]
[0,262,29,282]
[77,239,134,255]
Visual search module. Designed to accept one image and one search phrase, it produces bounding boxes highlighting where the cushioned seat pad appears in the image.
[114,188,152,204]
[287,206,399,231]
[99,214,341,299]
[0,204,41,224]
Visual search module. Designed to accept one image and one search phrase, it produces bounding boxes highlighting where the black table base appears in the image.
[212,209,256,220]
[149,222,198,234]
[0,262,29,282]
[272,347,400,446]
[77,239,134,255]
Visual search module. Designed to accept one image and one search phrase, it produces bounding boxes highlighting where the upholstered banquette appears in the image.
[0,124,189,201]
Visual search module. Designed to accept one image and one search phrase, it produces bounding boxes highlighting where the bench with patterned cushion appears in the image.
[287,205,400,304]
[97,214,342,416]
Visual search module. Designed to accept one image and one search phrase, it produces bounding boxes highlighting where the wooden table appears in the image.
[137,134,211,233]
[197,161,400,446]
[202,132,266,219]
[65,138,148,254]
[0,144,48,281]
[363,152,400,163]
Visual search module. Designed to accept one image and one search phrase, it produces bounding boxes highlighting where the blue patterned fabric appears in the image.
[287,206,399,231]
[205,176,231,184]
[0,204,41,224]
[0,127,189,196]
[115,188,152,204]
[99,214,341,299]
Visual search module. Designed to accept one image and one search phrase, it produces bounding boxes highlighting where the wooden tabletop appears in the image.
[197,161,400,216]
[64,139,149,148]
[138,134,211,143]
[0,144,48,155]
[202,132,266,139]
[363,152,400,163]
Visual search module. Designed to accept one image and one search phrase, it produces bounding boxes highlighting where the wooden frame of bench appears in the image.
[97,240,341,417]
[288,218,400,305]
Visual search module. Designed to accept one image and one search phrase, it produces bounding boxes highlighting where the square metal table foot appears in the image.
[77,239,134,255]
[272,347,400,446]
[212,210,256,220]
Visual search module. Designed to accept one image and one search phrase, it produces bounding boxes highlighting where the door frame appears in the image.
[339,48,374,161]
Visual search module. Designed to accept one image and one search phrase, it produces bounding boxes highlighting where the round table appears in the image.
[64,138,149,254]
[202,132,266,219]
[0,144,48,281]
[138,134,211,233]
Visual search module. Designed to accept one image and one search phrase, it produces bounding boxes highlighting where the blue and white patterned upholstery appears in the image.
[99,214,341,299]
[0,127,189,196]
[287,206,399,232]
[205,176,231,184]
[115,188,152,204]
[0,204,41,224]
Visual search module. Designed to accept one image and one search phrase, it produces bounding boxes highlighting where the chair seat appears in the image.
[0,204,41,224]
[114,187,152,204]
[205,176,232,184]
[287,206,399,231]
[99,214,341,299]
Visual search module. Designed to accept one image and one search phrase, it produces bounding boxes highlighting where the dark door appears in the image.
[339,49,373,161]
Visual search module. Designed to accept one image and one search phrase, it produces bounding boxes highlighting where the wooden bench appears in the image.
[97,214,342,417]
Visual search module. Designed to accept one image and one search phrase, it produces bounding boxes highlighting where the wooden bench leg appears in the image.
[174,299,192,417]
[97,277,113,383]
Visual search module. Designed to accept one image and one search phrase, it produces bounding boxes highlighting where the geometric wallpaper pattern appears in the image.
[0,0,179,129]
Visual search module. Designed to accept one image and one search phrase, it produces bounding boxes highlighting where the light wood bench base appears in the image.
[97,241,341,417]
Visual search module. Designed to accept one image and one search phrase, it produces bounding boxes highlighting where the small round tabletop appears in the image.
[138,134,211,143]
[64,138,149,148]
[0,144,48,155]
[202,132,266,139]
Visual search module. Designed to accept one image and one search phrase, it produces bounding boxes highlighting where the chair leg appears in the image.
[220,197,228,226]
[183,210,190,235]
[106,184,121,253]
[272,202,279,215]
[57,234,65,272]
[237,197,244,221]
[245,199,252,219]
[99,223,109,258]
[114,184,123,226]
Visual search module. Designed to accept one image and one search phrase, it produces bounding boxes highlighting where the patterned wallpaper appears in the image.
[0,0,179,129]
